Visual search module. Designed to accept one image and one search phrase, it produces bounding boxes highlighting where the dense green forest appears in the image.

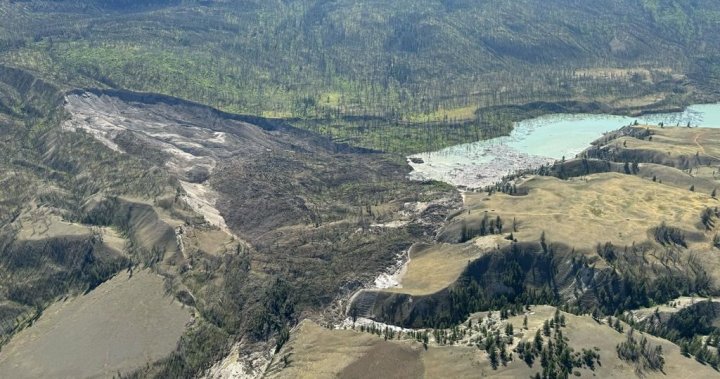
[1,0,720,152]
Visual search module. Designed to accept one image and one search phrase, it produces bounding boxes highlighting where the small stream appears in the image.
[408,103,720,188]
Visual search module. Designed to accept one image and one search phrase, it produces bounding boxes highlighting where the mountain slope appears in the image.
[1,0,719,152]
[0,67,459,377]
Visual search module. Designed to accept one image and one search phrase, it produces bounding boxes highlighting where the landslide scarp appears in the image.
[0,77,459,377]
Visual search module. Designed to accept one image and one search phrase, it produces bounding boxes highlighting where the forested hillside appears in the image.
[2,0,720,152]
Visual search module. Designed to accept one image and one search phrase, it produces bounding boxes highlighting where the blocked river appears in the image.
[408,103,720,188]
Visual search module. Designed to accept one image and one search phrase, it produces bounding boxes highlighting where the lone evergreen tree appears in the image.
[500,343,509,365]
[534,329,544,351]
[489,346,499,369]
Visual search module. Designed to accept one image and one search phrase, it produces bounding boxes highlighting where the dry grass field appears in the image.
[616,125,720,160]
[264,320,425,379]
[460,173,717,251]
[0,270,192,378]
[382,237,506,296]
[16,209,90,241]
[14,206,127,254]
[269,305,718,378]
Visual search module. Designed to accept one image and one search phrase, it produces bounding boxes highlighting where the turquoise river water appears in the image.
[408,103,720,188]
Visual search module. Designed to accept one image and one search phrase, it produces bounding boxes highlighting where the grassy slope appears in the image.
[388,126,720,304]
[0,270,191,379]
[381,237,504,296]
[460,173,717,251]
[0,69,179,346]
[269,306,718,378]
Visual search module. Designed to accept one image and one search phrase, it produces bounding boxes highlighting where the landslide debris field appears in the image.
[2,1,720,378]
[271,124,720,378]
[0,70,457,377]
[4,71,720,377]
